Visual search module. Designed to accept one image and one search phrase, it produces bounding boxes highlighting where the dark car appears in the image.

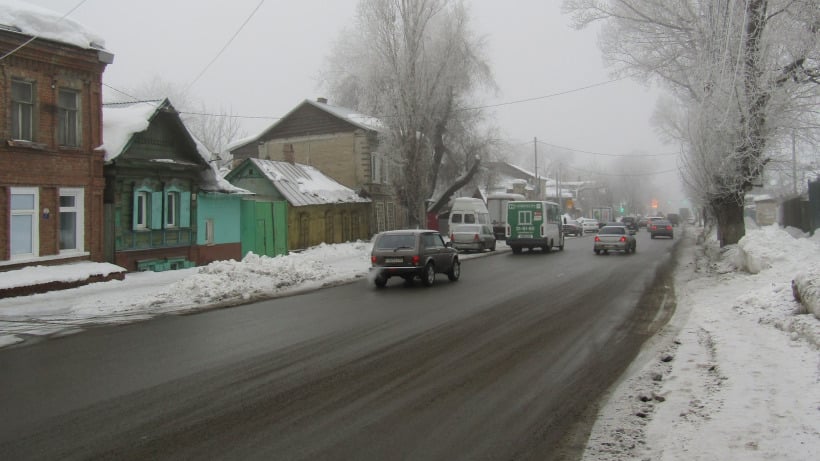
[594,225,637,254]
[649,220,674,239]
[370,229,460,287]
[449,224,496,252]
[563,219,583,237]
[621,216,638,234]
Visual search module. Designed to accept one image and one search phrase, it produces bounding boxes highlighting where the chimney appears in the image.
[317,97,328,104]
[283,143,295,164]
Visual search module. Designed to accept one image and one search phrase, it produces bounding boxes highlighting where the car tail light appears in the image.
[620,236,626,242]
[666,225,673,230]
[474,233,480,241]
[505,225,510,238]
[371,256,377,264]
[651,225,656,230]
[594,236,600,242]
[450,233,454,241]
[540,224,545,237]
[412,255,420,265]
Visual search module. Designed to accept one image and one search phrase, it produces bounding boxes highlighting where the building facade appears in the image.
[0,6,113,270]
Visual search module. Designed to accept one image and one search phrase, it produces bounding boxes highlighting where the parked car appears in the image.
[666,213,681,226]
[649,220,674,239]
[578,218,600,233]
[449,224,496,252]
[563,219,583,237]
[594,225,636,254]
[620,216,638,234]
[370,229,460,287]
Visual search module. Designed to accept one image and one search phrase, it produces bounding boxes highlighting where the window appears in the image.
[58,89,79,147]
[204,219,215,245]
[10,188,38,259]
[165,191,179,227]
[135,191,149,229]
[11,80,33,141]
[59,188,84,253]
[518,210,533,225]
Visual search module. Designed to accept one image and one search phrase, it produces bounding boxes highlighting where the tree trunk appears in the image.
[711,194,746,247]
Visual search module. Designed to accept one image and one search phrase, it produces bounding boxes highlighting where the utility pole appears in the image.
[534,137,538,199]
[792,131,798,195]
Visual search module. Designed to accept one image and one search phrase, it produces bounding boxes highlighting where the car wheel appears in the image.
[594,249,600,255]
[422,263,436,287]
[447,259,460,281]
[374,273,387,288]
[559,236,564,251]
[491,241,496,251]
[512,246,522,254]
[632,243,637,253]
[479,242,485,252]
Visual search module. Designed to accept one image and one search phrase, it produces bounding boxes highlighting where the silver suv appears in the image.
[370,229,460,288]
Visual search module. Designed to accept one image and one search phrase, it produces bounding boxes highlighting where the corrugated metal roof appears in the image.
[250,159,370,207]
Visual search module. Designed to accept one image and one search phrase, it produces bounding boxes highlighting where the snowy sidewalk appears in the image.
[582,225,820,460]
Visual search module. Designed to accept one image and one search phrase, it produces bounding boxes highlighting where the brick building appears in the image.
[0,3,113,271]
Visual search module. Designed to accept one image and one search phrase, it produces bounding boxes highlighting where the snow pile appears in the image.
[0,262,124,290]
[142,241,374,311]
[583,225,820,461]
[734,225,818,275]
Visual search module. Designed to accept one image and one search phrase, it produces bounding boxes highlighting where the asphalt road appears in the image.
[0,230,681,460]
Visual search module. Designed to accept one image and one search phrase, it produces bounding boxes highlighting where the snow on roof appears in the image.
[307,99,384,132]
[101,99,250,195]
[250,158,370,206]
[0,0,108,52]
[101,100,161,161]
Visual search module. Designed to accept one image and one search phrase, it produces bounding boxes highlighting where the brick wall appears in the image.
[0,31,109,268]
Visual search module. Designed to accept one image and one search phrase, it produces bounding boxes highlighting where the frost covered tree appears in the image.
[322,0,495,226]
[564,0,820,245]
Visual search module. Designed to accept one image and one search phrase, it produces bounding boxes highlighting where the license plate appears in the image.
[385,257,403,263]
[519,234,532,239]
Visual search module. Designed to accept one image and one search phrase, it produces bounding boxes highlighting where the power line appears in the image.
[563,164,680,178]
[0,0,90,62]
[535,140,678,158]
[182,0,266,93]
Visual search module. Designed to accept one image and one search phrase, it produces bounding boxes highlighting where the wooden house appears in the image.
[226,158,371,251]
[102,99,249,271]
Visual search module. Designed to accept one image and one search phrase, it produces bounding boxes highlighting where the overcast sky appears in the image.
[26,0,685,206]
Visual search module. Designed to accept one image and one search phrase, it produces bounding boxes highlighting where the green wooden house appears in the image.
[102,99,249,271]
[226,158,371,252]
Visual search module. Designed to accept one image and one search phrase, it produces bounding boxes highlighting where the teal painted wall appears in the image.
[197,193,242,244]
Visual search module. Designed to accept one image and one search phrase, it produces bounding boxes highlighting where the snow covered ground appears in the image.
[583,223,820,460]
[0,224,818,459]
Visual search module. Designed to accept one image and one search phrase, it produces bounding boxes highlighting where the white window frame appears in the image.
[59,188,84,254]
[165,191,179,228]
[10,187,39,260]
[135,191,149,229]
[204,219,215,245]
